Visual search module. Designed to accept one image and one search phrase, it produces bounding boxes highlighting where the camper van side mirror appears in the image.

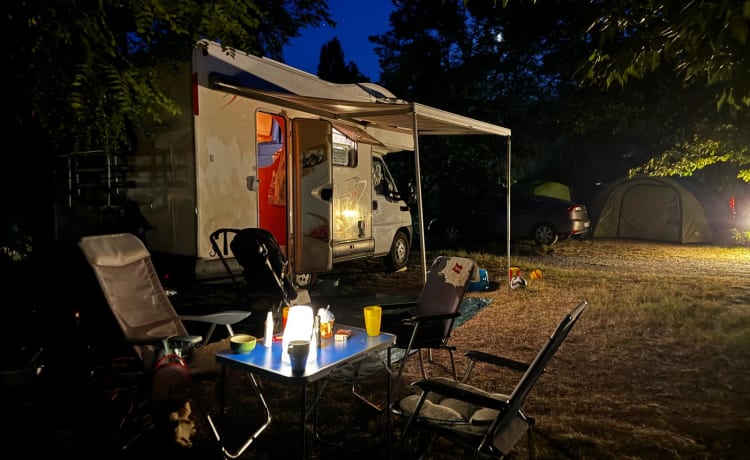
[405,181,417,204]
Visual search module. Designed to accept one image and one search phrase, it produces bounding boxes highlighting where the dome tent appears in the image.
[593,176,713,244]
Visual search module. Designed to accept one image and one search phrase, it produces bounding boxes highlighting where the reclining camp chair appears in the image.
[78,232,271,456]
[381,256,478,384]
[390,300,588,459]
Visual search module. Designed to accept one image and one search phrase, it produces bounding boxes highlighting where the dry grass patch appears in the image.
[189,239,750,459]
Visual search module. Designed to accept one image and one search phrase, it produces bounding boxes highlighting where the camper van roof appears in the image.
[200,40,399,103]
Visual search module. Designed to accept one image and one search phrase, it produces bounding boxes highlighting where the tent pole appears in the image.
[506,136,512,291]
[412,110,427,284]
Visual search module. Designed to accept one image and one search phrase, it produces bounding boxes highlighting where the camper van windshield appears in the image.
[332,128,357,167]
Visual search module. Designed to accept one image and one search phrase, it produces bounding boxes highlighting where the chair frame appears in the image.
[78,232,271,456]
[382,256,478,384]
[392,300,589,459]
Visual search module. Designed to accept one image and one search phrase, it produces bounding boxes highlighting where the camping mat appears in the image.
[328,297,492,382]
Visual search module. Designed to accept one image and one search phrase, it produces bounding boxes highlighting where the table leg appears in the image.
[207,372,272,459]
[300,383,307,459]
[387,347,392,458]
[219,365,226,460]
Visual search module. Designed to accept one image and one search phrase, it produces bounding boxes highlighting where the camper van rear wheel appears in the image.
[533,223,559,246]
[385,230,410,271]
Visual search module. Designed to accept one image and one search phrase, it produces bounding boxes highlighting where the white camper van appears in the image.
[127,40,414,286]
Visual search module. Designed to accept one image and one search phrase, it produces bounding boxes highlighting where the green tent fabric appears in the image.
[593,176,713,243]
[515,180,571,201]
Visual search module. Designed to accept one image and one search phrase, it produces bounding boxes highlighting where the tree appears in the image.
[371,0,596,214]
[0,0,332,267]
[3,0,332,156]
[578,0,750,181]
[317,37,370,83]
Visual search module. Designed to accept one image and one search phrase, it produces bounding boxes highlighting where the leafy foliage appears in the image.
[4,0,332,155]
[1,0,332,273]
[582,0,750,111]
[371,0,597,212]
[579,0,750,181]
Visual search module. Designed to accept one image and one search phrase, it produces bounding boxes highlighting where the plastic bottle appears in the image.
[313,315,321,348]
[264,309,274,347]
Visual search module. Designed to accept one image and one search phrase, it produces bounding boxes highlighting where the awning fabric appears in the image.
[211,80,511,138]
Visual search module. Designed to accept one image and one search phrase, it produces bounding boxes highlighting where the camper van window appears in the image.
[331,128,357,167]
[373,157,400,202]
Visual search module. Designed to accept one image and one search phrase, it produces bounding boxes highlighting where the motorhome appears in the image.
[126,40,415,286]
[57,40,512,289]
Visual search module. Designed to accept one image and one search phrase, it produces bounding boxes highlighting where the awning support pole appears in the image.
[506,136,512,291]
[412,110,427,284]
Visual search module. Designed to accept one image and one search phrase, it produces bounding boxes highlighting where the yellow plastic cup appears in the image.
[363,305,382,337]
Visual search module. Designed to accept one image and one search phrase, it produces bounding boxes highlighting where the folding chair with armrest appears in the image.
[381,256,478,384]
[391,300,588,459]
[78,232,271,457]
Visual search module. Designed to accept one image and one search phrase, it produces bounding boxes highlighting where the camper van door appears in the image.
[292,118,334,274]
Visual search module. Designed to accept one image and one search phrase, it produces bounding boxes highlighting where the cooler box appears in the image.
[468,268,490,292]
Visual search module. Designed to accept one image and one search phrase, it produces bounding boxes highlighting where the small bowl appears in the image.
[230,334,257,354]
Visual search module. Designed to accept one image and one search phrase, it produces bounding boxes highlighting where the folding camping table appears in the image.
[215,325,395,459]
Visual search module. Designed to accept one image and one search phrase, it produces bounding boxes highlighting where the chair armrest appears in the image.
[381,302,417,313]
[180,310,252,325]
[464,350,529,373]
[412,378,507,411]
[127,335,203,346]
[404,311,461,326]
[126,337,165,346]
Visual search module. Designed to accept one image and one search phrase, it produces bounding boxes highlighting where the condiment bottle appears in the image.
[313,315,321,348]
[264,309,274,347]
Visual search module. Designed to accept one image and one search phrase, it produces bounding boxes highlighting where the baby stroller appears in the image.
[209,228,298,314]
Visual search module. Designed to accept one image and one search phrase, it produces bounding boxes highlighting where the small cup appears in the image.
[288,340,310,376]
[230,334,257,354]
[320,319,334,339]
[363,305,382,337]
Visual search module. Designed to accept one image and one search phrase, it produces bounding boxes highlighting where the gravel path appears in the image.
[513,238,750,277]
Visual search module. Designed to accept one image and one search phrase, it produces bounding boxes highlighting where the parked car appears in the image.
[426,191,591,246]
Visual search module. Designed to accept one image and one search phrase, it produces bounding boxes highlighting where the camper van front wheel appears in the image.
[385,230,410,271]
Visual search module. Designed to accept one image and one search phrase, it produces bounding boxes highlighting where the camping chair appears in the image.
[381,256,478,384]
[209,227,298,313]
[78,232,271,456]
[390,300,588,459]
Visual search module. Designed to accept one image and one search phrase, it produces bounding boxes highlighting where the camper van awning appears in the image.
[210,79,511,137]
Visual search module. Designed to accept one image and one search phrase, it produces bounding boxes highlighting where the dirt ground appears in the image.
[184,238,750,459]
[5,238,749,459]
